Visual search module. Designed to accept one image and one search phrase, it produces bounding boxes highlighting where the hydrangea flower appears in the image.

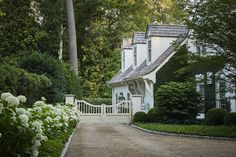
[33,107,42,113]
[1,92,13,100]
[32,150,39,157]
[16,108,28,115]
[32,121,43,133]
[33,139,41,147]
[5,95,20,106]
[41,97,46,101]
[33,101,45,107]
[45,117,53,123]
[0,103,3,114]
[17,95,27,103]
[19,114,29,124]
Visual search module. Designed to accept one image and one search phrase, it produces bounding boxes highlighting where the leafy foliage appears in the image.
[18,52,80,103]
[0,92,78,157]
[205,108,227,126]
[155,82,200,124]
[0,0,47,63]
[0,64,51,105]
[133,112,148,123]
[135,122,236,138]
[84,98,112,105]
[187,0,236,88]
[74,0,189,98]
[156,45,193,87]
[147,107,159,122]
[224,112,236,126]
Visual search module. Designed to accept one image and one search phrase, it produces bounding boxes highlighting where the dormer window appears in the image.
[123,51,125,70]
[134,47,137,66]
[148,40,152,62]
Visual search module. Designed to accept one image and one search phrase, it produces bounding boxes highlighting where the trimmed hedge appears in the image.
[135,122,236,138]
[0,64,51,105]
[18,52,80,103]
[205,108,227,125]
[224,112,236,126]
[84,98,112,105]
[133,112,148,123]
[147,107,159,122]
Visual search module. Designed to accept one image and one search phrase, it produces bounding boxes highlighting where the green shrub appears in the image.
[147,107,159,122]
[63,63,81,98]
[224,112,236,126]
[0,64,51,105]
[18,52,80,103]
[133,112,148,123]
[84,98,112,105]
[155,82,200,124]
[205,108,227,125]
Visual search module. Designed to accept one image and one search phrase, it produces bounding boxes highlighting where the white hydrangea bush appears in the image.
[0,92,79,157]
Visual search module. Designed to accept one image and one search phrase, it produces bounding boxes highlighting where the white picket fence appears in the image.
[76,100,132,124]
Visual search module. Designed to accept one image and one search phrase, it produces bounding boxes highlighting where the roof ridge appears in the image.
[148,24,187,27]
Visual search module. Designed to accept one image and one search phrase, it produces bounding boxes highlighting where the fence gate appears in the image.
[76,100,132,123]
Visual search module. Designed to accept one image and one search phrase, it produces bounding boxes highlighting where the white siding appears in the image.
[147,37,177,65]
[143,81,154,110]
[112,85,130,105]
[121,48,133,72]
[133,44,147,68]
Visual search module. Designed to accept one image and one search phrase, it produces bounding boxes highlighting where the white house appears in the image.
[108,23,236,116]
[109,24,189,114]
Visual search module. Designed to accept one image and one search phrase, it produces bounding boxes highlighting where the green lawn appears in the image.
[134,123,236,138]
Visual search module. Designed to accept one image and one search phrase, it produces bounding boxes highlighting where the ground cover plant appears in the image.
[135,122,236,138]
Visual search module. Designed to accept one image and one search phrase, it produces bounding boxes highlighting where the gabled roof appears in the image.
[146,24,188,38]
[108,35,188,86]
[124,35,187,81]
[132,32,146,45]
[108,65,133,85]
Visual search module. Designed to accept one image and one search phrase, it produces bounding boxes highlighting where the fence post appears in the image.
[65,94,75,105]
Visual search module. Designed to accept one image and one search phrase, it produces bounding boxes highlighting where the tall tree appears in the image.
[0,0,47,63]
[188,0,236,88]
[66,0,78,75]
[73,0,190,98]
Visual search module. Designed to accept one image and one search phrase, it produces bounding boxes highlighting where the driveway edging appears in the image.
[130,124,236,141]
[60,124,79,157]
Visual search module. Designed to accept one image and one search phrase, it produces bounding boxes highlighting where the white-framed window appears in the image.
[134,46,137,66]
[116,93,118,103]
[148,40,151,62]
[123,51,125,70]
[127,93,130,101]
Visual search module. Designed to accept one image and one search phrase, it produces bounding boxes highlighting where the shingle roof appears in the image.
[132,32,146,44]
[108,65,133,85]
[124,35,187,80]
[146,24,188,38]
[108,24,189,86]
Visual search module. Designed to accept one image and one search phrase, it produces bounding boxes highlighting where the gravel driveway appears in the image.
[65,123,236,157]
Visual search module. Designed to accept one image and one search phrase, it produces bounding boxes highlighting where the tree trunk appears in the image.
[58,24,64,60]
[66,0,78,75]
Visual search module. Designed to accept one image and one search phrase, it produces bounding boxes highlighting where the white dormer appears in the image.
[121,38,133,72]
[145,24,188,65]
[132,32,147,68]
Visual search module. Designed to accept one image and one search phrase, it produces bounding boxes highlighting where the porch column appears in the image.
[65,94,75,105]
[131,95,142,116]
